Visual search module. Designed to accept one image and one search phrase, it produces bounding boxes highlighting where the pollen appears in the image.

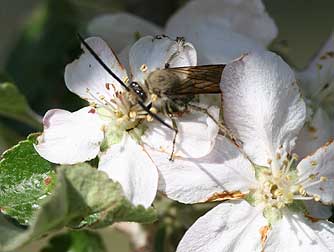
[140,64,148,72]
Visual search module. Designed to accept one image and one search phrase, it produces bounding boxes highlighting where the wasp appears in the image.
[78,34,237,160]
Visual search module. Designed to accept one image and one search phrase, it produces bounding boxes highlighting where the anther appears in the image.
[311,160,318,166]
[274,189,283,197]
[308,174,316,180]
[140,64,148,72]
[151,94,158,102]
[129,111,137,119]
[123,76,129,84]
[299,186,306,196]
[313,194,321,202]
[292,153,299,160]
[150,107,158,114]
[277,202,285,209]
[320,176,328,182]
[146,115,154,122]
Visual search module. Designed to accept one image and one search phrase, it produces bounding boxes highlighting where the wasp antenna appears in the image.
[137,101,174,131]
[77,33,130,92]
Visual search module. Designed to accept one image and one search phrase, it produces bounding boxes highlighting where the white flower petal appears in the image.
[221,51,306,167]
[298,33,334,97]
[295,108,333,159]
[142,106,219,158]
[304,200,333,220]
[265,212,334,251]
[177,201,267,252]
[34,107,104,164]
[98,135,158,208]
[129,35,196,83]
[166,0,277,64]
[88,13,162,53]
[170,18,265,64]
[65,37,128,102]
[297,140,334,204]
[166,0,277,46]
[147,136,256,204]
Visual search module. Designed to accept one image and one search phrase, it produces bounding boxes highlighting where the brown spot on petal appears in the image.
[88,108,96,114]
[110,46,125,70]
[105,83,110,90]
[205,191,244,202]
[308,126,317,133]
[259,225,270,252]
[304,138,333,159]
[304,214,320,223]
[324,138,333,146]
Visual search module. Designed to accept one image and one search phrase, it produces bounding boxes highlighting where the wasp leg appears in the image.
[164,37,186,68]
[169,118,178,161]
[187,103,242,147]
[163,102,179,161]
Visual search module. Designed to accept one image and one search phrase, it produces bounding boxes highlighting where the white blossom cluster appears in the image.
[34,0,334,251]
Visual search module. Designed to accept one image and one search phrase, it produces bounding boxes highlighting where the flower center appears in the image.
[248,154,312,224]
[85,86,154,131]
[252,167,299,210]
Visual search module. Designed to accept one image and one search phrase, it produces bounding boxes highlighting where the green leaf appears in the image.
[0,163,156,251]
[41,230,106,252]
[0,83,42,129]
[0,136,55,224]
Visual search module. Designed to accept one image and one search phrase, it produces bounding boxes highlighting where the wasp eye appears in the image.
[129,81,147,102]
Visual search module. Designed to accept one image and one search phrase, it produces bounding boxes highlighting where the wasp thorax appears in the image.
[146,69,180,97]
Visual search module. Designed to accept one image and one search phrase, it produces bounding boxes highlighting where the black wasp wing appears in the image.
[164,65,225,95]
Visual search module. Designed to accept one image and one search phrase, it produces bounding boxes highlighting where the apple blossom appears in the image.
[34,35,220,208]
[294,33,334,158]
[87,0,277,65]
[147,51,334,251]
